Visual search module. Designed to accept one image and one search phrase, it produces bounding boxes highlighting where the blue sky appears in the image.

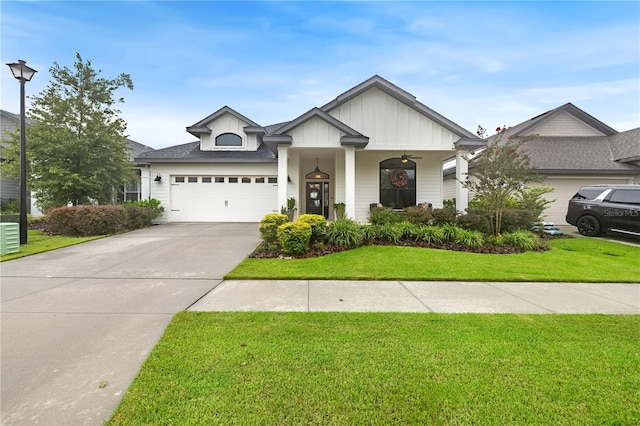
[2,1,639,148]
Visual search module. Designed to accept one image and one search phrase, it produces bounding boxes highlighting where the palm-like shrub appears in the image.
[503,230,541,251]
[417,226,445,244]
[326,218,365,248]
[454,228,485,249]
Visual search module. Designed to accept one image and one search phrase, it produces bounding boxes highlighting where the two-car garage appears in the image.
[169,174,279,222]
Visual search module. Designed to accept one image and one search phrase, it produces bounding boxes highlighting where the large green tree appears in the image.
[462,129,545,235]
[4,53,134,210]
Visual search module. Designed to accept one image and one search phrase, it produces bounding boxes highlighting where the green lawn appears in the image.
[227,238,640,282]
[108,312,639,425]
[0,230,104,261]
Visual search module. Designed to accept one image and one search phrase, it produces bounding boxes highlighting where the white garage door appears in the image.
[542,177,631,225]
[170,175,279,222]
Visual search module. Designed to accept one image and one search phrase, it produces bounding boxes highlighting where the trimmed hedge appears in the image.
[259,213,289,244]
[296,214,326,243]
[277,221,312,255]
[46,204,154,237]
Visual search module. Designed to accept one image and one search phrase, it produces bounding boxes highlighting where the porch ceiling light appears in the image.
[305,158,329,180]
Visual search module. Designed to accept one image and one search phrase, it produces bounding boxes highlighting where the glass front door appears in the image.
[306,181,330,218]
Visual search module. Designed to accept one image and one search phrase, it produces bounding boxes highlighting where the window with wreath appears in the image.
[379,158,416,208]
[215,133,242,147]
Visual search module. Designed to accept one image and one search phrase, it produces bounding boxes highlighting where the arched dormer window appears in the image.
[379,158,416,208]
[215,133,242,147]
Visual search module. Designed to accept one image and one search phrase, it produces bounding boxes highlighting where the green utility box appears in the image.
[0,222,20,255]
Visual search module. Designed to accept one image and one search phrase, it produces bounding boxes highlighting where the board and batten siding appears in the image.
[289,117,345,148]
[329,87,459,149]
[150,163,278,223]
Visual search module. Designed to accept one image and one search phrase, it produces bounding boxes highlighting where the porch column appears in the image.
[140,167,150,200]
[277,145,289,212]
[344,146,356,219]
[455,150,469,213]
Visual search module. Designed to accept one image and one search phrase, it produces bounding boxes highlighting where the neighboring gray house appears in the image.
[1,110,23,202]
[137,75,483,223]
[444,103,640,225]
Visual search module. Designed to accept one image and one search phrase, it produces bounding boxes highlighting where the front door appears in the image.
[306,181,330,218]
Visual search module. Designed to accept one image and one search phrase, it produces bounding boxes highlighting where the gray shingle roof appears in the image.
[608,127,640,162]
[521,136,639,173]
[127,139,155,161]
[136,141,277,163]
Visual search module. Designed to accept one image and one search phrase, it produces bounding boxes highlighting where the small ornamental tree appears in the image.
[462,128,544,236]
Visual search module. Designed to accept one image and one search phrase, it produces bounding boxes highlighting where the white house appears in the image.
[137,75,483,223]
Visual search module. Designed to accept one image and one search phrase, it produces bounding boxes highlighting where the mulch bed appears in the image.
[250,234,567,259]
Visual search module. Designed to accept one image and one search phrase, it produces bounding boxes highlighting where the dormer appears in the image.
[186,106,262,152]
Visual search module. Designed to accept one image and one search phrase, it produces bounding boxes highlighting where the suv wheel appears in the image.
[577,215,601,237]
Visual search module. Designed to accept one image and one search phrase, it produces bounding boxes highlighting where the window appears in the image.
[610,189,640,204]
[215,133,242,147]
[188,177,198,183]
[215,177,224,183]
[202,177,212,183]
[255,177,265,183]
[228,177,238,183]
[242,177,251,183]
[379,158,416,209]
[268,177,278,184]
[175,177,185,183]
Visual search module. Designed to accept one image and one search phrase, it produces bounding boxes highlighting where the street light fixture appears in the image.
[6,59,37,245]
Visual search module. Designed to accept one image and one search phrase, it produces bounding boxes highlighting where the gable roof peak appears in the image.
[187,106,260,137]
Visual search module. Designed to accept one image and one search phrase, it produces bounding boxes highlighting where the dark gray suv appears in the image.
[566,185,640,237]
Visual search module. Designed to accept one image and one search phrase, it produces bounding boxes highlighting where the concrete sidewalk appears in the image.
[190,280,640,314]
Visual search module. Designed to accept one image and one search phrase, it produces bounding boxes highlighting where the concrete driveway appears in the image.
[1,223,261,426]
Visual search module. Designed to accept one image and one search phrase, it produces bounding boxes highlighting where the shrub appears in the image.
[396,221,421,240]
[123,204,154,229]
[277,221,312,255]
[1,198,19,213]
[297,214,326,243]
[326,218,365,248]
[47,205,126,236]
[457,208,493,234]
[369,207,400,225]
[131,198,165,219]
[441,223,461,242]
[417,226,445,244]
[503,230,541,251]
[377,224,403,244]
[454,228,485,249]
[500,209,537,233]
[515,186,555,221]
[431,207,458,226]
[401,206,432,225]
[259,213,288,244]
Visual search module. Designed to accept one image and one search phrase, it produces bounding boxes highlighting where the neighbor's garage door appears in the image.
[542,177,630,225]
[170,175,278,222]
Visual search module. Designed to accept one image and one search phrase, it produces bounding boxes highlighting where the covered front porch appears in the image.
[276,146,473,223]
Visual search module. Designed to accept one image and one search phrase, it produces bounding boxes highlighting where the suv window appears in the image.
[573,188,605,200]
[609,189,640,204]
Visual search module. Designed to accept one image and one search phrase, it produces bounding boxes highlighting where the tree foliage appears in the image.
[462,130,545,235]
[4,53,134,210]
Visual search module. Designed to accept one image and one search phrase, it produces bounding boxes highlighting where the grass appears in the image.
[0,229,104,261]
[108,312,640,425]
[226,238,640,282]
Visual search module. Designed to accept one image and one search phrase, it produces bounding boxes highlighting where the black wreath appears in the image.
[389,168,409,187]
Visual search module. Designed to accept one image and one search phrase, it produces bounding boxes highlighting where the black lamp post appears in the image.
[6,60,37,245]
